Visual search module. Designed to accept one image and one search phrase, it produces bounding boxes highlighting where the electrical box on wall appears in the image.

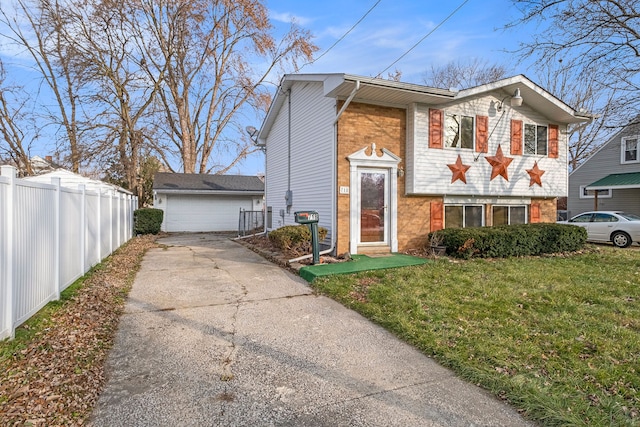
[285,190,293,207]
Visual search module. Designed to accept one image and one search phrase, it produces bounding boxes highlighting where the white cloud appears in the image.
[269,11,312,26]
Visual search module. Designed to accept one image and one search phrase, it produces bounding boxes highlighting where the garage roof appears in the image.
[586,172,640,190]
[154,173,264,195]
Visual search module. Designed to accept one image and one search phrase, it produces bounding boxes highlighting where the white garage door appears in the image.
[165,194,253,232]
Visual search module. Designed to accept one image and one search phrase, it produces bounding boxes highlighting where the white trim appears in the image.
[620,135,640,164]
[348,144,400,254]
[155,189,264,196]
[443,196,531,205]
[579,185,612,198]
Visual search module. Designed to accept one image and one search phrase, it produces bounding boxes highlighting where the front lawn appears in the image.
[312,246,640,426]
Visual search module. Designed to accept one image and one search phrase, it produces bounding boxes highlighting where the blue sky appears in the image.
[235,0,533,174]
[268,0,528,83]
[1,0,537,176]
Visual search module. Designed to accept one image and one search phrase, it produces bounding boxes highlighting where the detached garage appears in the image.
[153,173,264,232]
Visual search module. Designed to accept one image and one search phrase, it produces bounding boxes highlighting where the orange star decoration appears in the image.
[447,155,471,184]
[526,161,545,187]
[485,144,513,181]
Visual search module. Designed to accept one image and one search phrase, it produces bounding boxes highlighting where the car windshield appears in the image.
[617,212,640,221]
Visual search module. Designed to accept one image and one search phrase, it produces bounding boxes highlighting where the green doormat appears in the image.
[299,254,429,282]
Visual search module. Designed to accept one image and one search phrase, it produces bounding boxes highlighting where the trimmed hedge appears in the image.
[269,225,328,251]
[134,208,164,235]
[429,223,587,259]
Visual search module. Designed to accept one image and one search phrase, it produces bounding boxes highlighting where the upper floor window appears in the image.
[445,113,474,149]
[621,136,639,163]
[524,124,547,155]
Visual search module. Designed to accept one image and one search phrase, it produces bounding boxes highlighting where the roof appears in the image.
[24,169,132,194]
[258,73,591,142]
[457,74,593,124]
[586,172,640,190]
[153,172,264,195]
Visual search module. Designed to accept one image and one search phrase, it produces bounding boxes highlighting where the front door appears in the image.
[359,169,389,244]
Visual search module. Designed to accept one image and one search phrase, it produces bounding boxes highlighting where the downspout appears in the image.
[289,80,361,264]
[288,88,292,193]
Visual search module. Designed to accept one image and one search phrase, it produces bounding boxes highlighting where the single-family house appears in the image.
[567,119,640,218]
[153,172,264,232]
[257,73,591,255]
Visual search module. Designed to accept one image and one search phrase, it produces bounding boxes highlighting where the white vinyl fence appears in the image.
[1,165,137,340]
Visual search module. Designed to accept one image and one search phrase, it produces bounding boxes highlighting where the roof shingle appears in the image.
[153,173,264,192]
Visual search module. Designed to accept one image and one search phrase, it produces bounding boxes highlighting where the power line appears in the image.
[300,0,382,71]
[377,0,470,77]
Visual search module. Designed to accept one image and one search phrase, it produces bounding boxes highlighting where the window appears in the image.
[445,113,474,149]
[621,136,639,163]
[445,205,483,228]
[493,206,527,226]
[579,185,611,199]
[592,213,618,223]
[524,124,547,155]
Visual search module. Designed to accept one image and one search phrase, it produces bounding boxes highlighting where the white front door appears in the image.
[358,168,389,245]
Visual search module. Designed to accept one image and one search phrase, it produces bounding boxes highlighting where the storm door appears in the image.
[359,169,389,244]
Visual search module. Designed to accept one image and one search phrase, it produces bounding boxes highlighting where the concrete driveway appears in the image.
[88,233,533,427]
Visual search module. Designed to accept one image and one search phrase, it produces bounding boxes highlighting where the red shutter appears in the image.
[476,115,488,153]
[548,124,559,158]
[429,109,443,149]
[530,203,541,223]
[510,119,523,155]
[430,201,444,232]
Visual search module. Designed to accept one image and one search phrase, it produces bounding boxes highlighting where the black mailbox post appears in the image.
[294,211,320,264]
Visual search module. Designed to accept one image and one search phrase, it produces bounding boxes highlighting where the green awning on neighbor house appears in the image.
[586,172,640,190]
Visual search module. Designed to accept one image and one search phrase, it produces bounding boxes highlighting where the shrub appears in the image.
[134,208,164,235]
[268,225,328,251]
[429,223,587,259]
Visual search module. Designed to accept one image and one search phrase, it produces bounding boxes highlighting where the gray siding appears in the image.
[568,122,640,217]
[264,81,335,235]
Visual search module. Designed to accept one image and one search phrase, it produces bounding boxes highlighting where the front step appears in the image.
[357,245,392,255]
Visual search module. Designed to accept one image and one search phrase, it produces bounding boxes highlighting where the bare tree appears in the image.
[508,0,640,125]
[59,0,165,204]
[137,0,317,173]
[423,59,510,90]
[535,59,624,170]
[0,60,34,175]
[0,0,89,173]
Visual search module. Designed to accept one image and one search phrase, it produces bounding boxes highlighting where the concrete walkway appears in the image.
[89,233,534,427]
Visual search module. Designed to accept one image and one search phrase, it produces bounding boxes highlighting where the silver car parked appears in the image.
[560,211,640,248]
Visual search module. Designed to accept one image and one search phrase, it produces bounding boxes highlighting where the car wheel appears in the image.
[612,231,632,248]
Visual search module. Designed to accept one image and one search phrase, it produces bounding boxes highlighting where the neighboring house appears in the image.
[568,120,640,218]
[153,173,264,232]
[24,168,132,195]
[30,155,62,175]
[257,73,591,255]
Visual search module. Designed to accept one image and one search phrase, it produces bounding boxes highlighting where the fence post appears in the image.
[79,184,86,274]
[97,191,102,261]
[109,190,113,254]
[117,192,122,248]
[1,166,16,338]
[52,177,61,300]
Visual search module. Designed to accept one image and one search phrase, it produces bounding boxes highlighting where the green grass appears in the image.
[312,246,640,426]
